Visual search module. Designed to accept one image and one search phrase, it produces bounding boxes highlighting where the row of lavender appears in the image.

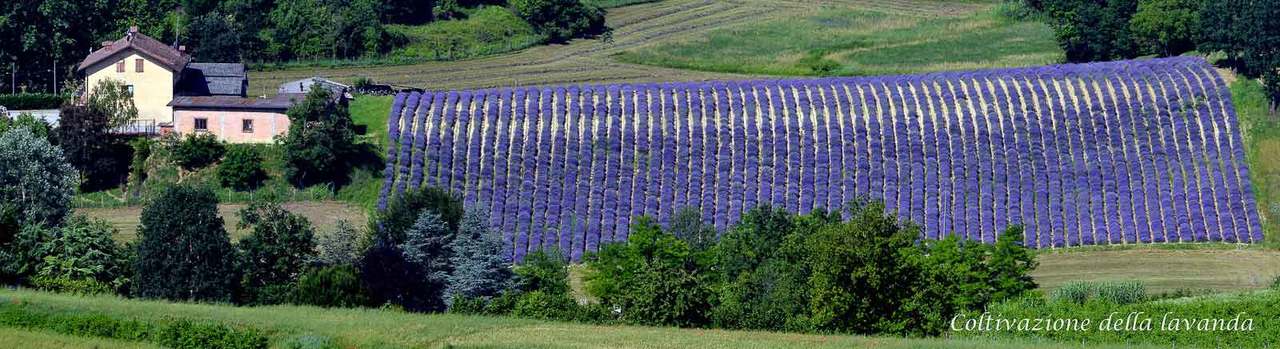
[377,57,1262,260]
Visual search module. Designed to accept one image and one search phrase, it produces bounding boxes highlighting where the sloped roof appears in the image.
[379,57,1261,260]
[168,94,302,112]
[178,63,248,97]
[77,29,190,73]
[279,77,353,98]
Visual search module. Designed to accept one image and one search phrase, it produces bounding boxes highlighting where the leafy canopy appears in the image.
[132,185,238,302]
[236,201,317,305]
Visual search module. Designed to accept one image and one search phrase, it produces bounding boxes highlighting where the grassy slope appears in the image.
[615,1,1061,76]
[0,289,1165,349]
[0,327,160,349]
[1234,77,1280,245]
[248,0,780,93]
[249,6,542,74]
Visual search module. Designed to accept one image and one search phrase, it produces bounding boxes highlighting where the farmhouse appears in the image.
[76,27,314,143]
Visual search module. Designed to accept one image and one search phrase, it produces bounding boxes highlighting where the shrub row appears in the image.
[0,301,268,349]
[0,93,66,110]
[1049,281,1147,305]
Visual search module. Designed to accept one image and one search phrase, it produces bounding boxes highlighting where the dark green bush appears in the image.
[56,105,133,191]
[280,88,358,187]
[710,206,830,331]
[218,146,267,191]
[172,133,226,171]
[156,319,269,349]
[512,290,578,320]
[505,250,580,321]
[586,217,713,327]
[375,186,464,244]
[510,0,607,43]
[128,138,154,190]
[133,185,238,302]
[292,265,369,308]
[0,93,66,110]
[447,295,489,315]
[236,201,317,305]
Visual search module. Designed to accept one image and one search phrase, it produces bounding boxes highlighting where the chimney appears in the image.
[178,45,186,53]
[101,41,113,48]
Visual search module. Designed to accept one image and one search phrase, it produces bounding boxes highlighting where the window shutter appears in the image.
[135,59,144,72]
[116,61,125,72]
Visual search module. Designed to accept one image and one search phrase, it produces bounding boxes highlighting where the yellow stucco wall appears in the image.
[84,53,175,125]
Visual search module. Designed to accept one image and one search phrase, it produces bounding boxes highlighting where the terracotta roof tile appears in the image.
[77,30,191,73]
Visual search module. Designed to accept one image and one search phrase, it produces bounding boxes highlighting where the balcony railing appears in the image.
[111,119,157,136]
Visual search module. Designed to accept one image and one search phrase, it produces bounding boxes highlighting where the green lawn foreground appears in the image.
[0,327,160,349]
[0,288,1169,349]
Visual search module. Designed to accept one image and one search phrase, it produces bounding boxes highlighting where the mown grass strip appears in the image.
[0,300,269,349]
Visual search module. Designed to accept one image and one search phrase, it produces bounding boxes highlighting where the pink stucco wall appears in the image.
[173,110,290,143]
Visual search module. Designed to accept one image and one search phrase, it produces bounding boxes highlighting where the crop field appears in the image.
[0,289,1169,349]
[76,201,366,241]
[379,57,1259,260]
[249,0,1057,94]
[1034,247,1280,292]
[615,1,1061,76]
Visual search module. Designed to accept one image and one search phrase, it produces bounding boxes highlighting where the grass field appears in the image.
[615,1,1061,76]
[0,289,1169,349]
[1235,76,1280,246]
[77,201,366,241]
[1033,247,1280,293]
[0,327,159,349]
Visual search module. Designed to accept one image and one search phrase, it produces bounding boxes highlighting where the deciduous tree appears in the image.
[133,185,238,302]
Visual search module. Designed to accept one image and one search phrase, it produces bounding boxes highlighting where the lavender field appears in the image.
[379,57,1262,260]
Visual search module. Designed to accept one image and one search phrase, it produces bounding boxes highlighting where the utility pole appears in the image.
[52,58,57,95]
[10,62,15,94]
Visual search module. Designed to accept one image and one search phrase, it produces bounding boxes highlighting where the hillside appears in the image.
[249,0,1061,93]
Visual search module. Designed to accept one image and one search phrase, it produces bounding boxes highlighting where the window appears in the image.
[242,119,254,133]
[116,61,125,72]
[194,118,208,131]
[126,85,134,96]
[135,59,144,72]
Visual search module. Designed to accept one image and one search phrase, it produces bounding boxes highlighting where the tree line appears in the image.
[1012,0,1279,112]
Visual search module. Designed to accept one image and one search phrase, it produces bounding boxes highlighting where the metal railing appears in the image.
[110,119,157,135]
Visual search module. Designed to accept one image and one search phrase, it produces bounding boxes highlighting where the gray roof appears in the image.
[188,63,245,77]
[168,94,302,112]
[278,77,352,98]
[177,63,248,97]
